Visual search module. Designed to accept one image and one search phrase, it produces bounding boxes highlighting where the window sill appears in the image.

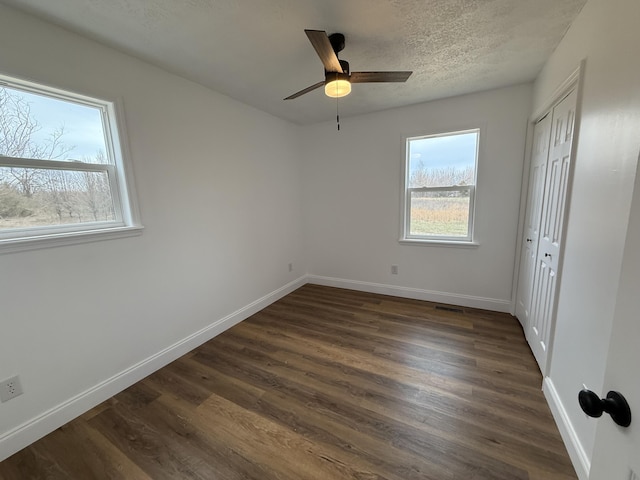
[399,238,480,248]
[0,225,144,255]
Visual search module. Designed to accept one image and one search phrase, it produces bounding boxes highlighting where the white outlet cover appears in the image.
[0,375,23,402]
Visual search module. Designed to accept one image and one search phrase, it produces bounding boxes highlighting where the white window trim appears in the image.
[0,74,142,254]
[0,225,143,254]
[400,127,481,246]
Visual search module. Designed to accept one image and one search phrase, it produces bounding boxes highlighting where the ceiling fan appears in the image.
[284,30,412,100]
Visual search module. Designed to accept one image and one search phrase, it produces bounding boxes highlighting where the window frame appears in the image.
[400,128,480,246]
[0,74,142,254]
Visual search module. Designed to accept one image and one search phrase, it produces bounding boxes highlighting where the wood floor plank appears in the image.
[214,331,567,447]
[197,337,567,478]
[0,284,577,479]
[224,320,475,398]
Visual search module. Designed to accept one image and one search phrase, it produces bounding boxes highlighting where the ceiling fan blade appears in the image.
[350,71,413,83]
[284,81,325,100]
[305,29,343,73]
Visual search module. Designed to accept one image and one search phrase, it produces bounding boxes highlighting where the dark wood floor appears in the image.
[0,285,577,479]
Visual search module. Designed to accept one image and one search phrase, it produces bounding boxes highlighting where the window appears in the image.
[0,74,140,251]
[402,129,479,243]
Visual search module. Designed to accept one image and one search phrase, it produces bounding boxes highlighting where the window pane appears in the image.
[0,167,115,230]
[409,190,470,237]
[408,131,478,188]
[0,86,108,163]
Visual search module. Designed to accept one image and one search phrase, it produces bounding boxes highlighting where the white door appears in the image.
[528,89,577,372]
[589,162,640,479]
[515,113,552,330]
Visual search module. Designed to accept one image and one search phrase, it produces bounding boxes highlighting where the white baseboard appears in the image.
[0,275,307,462]
[307,275,512,313]
[543,376,591,480]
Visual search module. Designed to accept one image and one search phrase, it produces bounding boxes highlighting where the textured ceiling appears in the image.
[0,0,586,125]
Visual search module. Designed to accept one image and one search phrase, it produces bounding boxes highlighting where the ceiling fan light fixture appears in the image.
[325,72,351,98]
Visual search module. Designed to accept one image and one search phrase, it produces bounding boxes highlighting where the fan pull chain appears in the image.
[336,90,340,131]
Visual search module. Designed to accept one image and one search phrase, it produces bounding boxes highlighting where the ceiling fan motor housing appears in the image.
[328,33,345,54]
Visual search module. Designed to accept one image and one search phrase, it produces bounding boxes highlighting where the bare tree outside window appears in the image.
[0,86,115,230]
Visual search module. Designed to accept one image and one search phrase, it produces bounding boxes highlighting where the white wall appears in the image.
[302,85,532,311]
[0,5,305,459]
[533,0,640,477]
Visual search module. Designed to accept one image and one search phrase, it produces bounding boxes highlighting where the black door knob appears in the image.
[578,389,632,427]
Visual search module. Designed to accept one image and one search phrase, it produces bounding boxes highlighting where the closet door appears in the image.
[528,88,577,373]
[515,113,552,331]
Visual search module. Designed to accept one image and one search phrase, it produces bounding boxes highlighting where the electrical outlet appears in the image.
[288,262,293,272]
[391,265,399,275]
[0,375,23,403]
